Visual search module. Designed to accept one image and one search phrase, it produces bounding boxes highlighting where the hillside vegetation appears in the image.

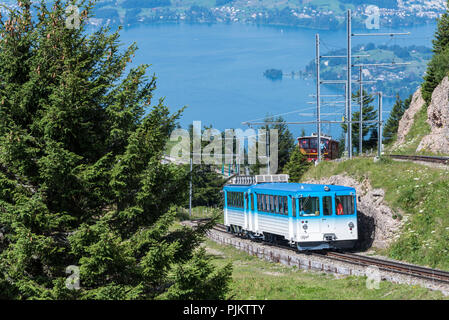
[386,102,432,155]
[384,1,449,155]
[303,158,449,271]
[303,44,432,98]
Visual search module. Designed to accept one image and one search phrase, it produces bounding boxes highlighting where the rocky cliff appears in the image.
[393,87,425,149]
[417,76,449,153]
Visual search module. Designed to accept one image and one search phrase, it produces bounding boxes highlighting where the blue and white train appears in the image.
[223,175,358,251]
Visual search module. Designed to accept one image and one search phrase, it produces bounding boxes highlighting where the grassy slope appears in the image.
[386,102,431,155]
[204,238,447,299]
[385,101,449,156]
[303,157,449,271]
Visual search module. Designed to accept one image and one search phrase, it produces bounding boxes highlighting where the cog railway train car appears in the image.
[298,134,339,162]
[223,175,357,251]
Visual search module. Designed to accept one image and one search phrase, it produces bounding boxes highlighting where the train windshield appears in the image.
[299,139,309,149]
[336,195,355,215]
[299,197,320,216]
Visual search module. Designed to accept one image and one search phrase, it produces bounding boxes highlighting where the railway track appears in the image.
[324,252,449,284]
[389,154,449,165]
[199,221,449,286]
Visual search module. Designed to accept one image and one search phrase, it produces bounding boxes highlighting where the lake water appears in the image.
[119,22,437,139]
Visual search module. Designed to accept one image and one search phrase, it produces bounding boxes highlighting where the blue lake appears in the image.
[119,22,437,139]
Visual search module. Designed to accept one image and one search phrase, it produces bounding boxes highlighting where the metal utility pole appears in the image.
[189,156,192,218]
[266,129,270,174]
[347,9,352,159]
[316,34,322,163]
[344,82,348,157]
[359,66,363,155]
[243,10,410,163]
[378,92,383,158]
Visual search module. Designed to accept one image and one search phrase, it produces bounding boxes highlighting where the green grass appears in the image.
[390,103,432,155]
[175,206,224,224]
[303,157,449,271]
[204,239,448,300]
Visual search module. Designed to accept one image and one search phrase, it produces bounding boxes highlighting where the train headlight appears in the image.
[302,224,308,230]
[324,186,330,192]
[348,222,354,229]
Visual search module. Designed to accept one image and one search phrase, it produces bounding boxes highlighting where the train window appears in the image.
[336,195,354,215]
[299,196,320,216]
[323,196,333,216]
[274,196,279,213]
[292,197,296,217]
[284,197,289,215]
[310,138,318,149]
[299,139,309,149]
[227,192,246,209]
[279,196,285,215]
[270,195,275,213]
[278,196,282,214]
[273,196,277,213]
[251,194,254,211]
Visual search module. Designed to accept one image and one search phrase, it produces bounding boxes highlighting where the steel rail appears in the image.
[389,154,449,165]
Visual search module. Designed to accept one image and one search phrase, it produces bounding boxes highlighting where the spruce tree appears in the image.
[383,95,412,145]
[283,147,311,183]
[0,0,231,299]
[432,0,449,55]
[341,89,378,154]
[422,0,449,102]
[250,116,295,174]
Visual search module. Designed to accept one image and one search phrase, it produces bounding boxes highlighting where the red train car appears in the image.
[297,134,339,161]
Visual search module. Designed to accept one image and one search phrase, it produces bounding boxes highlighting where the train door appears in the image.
[320,195,336,237]
[297,196,321,241]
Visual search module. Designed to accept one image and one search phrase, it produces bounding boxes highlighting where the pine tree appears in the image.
[341,89,378,154]
[250,116,295,174]
[432,0,449,55]
[283,147,311,183]
[422,46,449,102]
[422,0,449,102]
[0,0,231,299]
[383,95,412,145]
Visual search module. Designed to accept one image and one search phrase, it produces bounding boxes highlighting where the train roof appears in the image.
[224,183,355,193]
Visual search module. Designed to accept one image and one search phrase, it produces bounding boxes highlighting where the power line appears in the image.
[243,9,411,162]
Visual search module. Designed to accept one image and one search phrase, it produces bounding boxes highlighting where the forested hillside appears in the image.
[0,0,231,299]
